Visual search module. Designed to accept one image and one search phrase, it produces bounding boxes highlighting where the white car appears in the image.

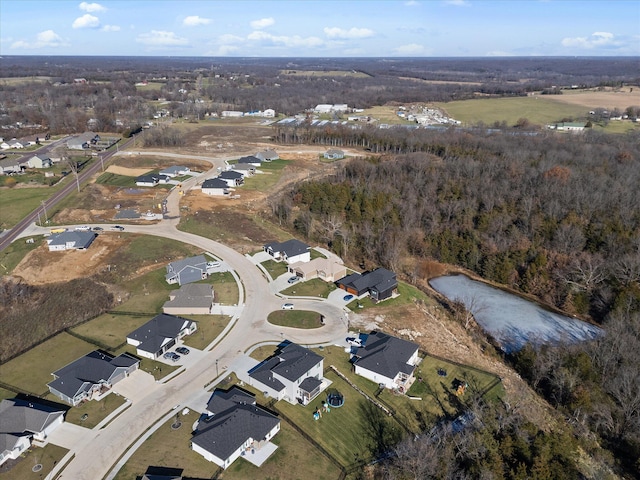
[346,337,363,347]
[281,303,294,310]
[75,225,90,231]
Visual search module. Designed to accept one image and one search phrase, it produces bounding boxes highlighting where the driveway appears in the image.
[46,422,92,450]
[111,370,158,402]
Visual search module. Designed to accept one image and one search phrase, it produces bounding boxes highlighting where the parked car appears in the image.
[281,303,294,310]
[75,225,90,231]
[346,336,363,347]
[343,294,354,302]
[111,225,125,231]
[163,351,180,362]
[207,261,221,269]
[287,276,299,284]
[175,347,190,355]
[92,226,103,231]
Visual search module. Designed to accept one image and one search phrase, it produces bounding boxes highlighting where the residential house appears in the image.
[191,387,280,469]
[217,170,244,187]
[255,149,279,162]
[248,343,325,405]
[136,173,169,187]
[314,104,333,113]
[127,313,197,359]
[336,267,398,302]
[288,257,347,282]
[547,122,586,132]
[67,132,100,150]
[163,284,214,315]
[47,350,139,406]
[237,156,262,167]
[263,239,311,265]
[323,148,344,160]
[27,154,52,169]
[159,166,190,177]
[165,254,209,285]
[221,111,244,117]
[0,157,24,175]
[0,398,65,466]
[0,139,24,150]
[201,178,230,196]
[46,231,96,251]
[229,163,255,176]
[351,331,419,391]
[262,109,276,118]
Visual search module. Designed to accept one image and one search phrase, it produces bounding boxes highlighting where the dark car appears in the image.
[175,347,190,355]
[92,226,103,231]
[163,352,180,362]
[287,276,299,284]
[343,294,354,302]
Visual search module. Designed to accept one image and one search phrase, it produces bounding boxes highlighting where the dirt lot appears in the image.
[105,165,153,176]
[544,86,640,110]
[12,234,128,284]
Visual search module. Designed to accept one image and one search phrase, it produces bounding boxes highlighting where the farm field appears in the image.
[0,183,65,229]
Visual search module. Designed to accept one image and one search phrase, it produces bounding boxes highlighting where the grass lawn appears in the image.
[0,235,41,274]
[95,172,139,186]
[202,271,239,304]
[0,333,97,396]
[180,315,230,350]
[310,248,327,260]
[249,345,281,361]
[113,410,218,480]
[435,96,587,127]
[64,392,127,429]
[0,184,64,229]
[221,420,342,480]
[0,443,68,480]
[267,310,324,329]
[261,259,289,279]
[280,278,336,298]
[360,105,416,125]
[70,313,151,349]
[242,159,291,192]
[347,282,433,312]
[111,268,175,314]
[0,387,17,401]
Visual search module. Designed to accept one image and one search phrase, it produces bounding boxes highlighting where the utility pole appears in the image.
[41,200,48,224]
[215,359,219,377]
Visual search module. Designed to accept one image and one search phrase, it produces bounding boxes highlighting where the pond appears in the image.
[429,274,603,353]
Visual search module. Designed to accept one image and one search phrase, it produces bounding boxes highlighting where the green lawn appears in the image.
[0,332,97,396]
[280,278,336,298]
[181,315,230,350]
[0,443,68,480]
[346,282,433,312]
[64,392,128,429]
[96,172,140,186]
[0,184,64,229]
[435,96,587,127]
[0,387,17,401]
[0,235,41,274]
[110,268,175,314]
[242,159,292,191]
[267,310,325,329]
[202,271,239,304]
[249,345,280,361]
[70,313,151,349]
[261,259,289,279]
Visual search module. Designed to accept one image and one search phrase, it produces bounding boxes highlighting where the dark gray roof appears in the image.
[218,171,243,180]
[353,332,418,380]
[165,284,213,309]
[337,268,397,295]
[166,255,208,285]
[238,155,262,164]
[192,401,279,462]
[159,165,188,175]
[49,350,139,398]
[0,399,64,435]
[206,386,255,415]
[264,239,310,258]
[202,178,229,189]
[299,377,322,394]
[127,314,196,355]
[250,343,322,383]
[47,231,96,249]
[115,209,140,219]
[136,173,168,183]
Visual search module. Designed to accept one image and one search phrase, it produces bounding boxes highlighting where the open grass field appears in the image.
[0,76,52,85]
[436,96,587,127]
[95,172,139,187]
[0,332,97,396]
[360,105,415,125]
[0,235,40,274]
[0,183,65,229]
[203,270,239,304]
[267,310,324,329]
[70,313,151,349]
[242,159,292,192]
[543,87,640,111]
[181,315,230,350]
[280,70,370,78]
[134,82,164,91]
[281,278,336,298]
[0,443,68,480]
[64,392,127,428]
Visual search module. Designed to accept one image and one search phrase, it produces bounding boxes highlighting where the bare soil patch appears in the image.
[12,234,127,284]
[543,86,640,110]
[105,165,153,176]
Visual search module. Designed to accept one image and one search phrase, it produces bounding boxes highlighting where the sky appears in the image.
[1,0,638,57]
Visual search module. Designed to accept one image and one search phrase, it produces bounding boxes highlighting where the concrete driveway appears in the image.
[111,370,158,402]
[46,422,92,449]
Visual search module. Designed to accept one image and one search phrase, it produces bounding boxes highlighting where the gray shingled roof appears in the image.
[218,170,243,180]
[202,178,229,189]
[353,332,418,379]
[299,377,322,394]
[47,231,96,249]
[0,433,24,455]
[206,386,255,415]
[127,314,196,355]
[164,284,213,309]
[48,350,138,398]
[264,239,310,259]
[192,402,279,462]
[0,399,64,436]
[166,255,208,285]
[337,268,397,295]
[250,343,322,384]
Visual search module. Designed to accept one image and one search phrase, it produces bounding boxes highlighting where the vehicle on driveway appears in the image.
[163,352,180,362]
[281,303,294,310]
[346,336,363,347]
[287,276,299,284]
[343,294,354,302]
[175,346,190,355]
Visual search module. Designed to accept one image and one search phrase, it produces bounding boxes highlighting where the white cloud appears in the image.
[323,27,374,39]
[183,16,211,26]
[444,0,469,5]
[11,30,68,49]
[561,31,621,49]
[250,17,275,29]
[136,30,189,46]
[73,14,100,29]
[102,25,121,32]
[248,30,323,48]
[394,43,426,55]
[79,2,106,13]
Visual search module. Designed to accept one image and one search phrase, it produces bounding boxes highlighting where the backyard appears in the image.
[280,278,336,298]
[0,443,68,480]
